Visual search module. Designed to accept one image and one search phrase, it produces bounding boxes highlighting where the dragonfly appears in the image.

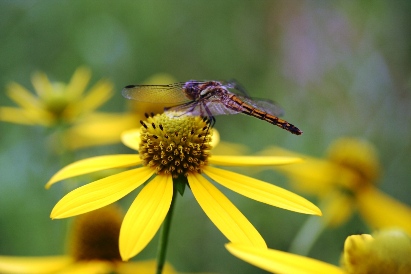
[122,80,302,135]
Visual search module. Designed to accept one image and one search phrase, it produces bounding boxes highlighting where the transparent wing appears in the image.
[123,80,285,117]
[167,90,284,117]
[121,82,192,104]
[237,95,285,116]
[203,95,242,116]
[221,79,251,98]
[166,95,239,117]
[222,80,285,116]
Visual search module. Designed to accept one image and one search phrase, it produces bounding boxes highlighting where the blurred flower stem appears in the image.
[288,211,325,256]
[289,197,332,255]
[156,186,178,274]
[53,125,75,165]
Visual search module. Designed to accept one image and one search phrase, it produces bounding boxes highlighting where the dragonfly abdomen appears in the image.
[260,113,303,135]
[227,94,303,135]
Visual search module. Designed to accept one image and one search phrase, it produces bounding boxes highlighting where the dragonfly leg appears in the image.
[164,100,201,118]
[202,115,216,128]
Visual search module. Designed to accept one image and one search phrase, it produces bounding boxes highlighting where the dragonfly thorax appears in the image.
[184,80,224,100]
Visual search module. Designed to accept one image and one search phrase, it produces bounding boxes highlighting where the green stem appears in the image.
[52,126,76,254]
[288,214,325,256]
[156,187,178,274]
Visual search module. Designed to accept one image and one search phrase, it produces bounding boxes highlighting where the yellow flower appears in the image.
[0,206,178,274]
[263,138,411,233]
[226,229,411,274]
[341,229,411,274]
[0,66,134,151]
[0,67,113,127]
[46,113,321,261]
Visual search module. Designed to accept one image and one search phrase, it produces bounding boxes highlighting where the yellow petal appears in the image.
[187,173,266,248]
[208,155,302,166]
[64,113,137,150]
[321,192,354,227]
[51,167,154,219]
[31,72,55,99]
[65,67,92,98]
[116,260,177,274]
[357,187,411,235]
[121,129,141,151]
[261,146,354,195]
[0,107,43,125]
[226,243,345,274]
[57,261,113,274]
[46,154,142,188]
[210,128,220,148]
[203,166,321,216]
[66,80,113,118]
[0,255,72,274]
[6,82,44,112]
[260,147,332,186]
[120,174,173,260]
[210,129,249,156]
[5,82,54,126]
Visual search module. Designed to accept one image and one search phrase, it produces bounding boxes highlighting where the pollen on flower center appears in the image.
[139,112,212,178]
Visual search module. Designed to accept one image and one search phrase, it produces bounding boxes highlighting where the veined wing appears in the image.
[233,94,285,117]
[222,80,285,116]
[166,94,240,117]
[121,83,192,104]
[220,79,251,98]
[166,90,285,117]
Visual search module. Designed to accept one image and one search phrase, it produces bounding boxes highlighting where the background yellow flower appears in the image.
[263,138,411,234]
[0,67,113,127]
[0,206,178,274]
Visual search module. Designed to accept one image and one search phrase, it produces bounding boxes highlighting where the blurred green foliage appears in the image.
[0,1,410,273]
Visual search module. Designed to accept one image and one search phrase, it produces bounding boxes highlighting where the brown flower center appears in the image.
[139,113,213,178]
[69,206,122,262]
